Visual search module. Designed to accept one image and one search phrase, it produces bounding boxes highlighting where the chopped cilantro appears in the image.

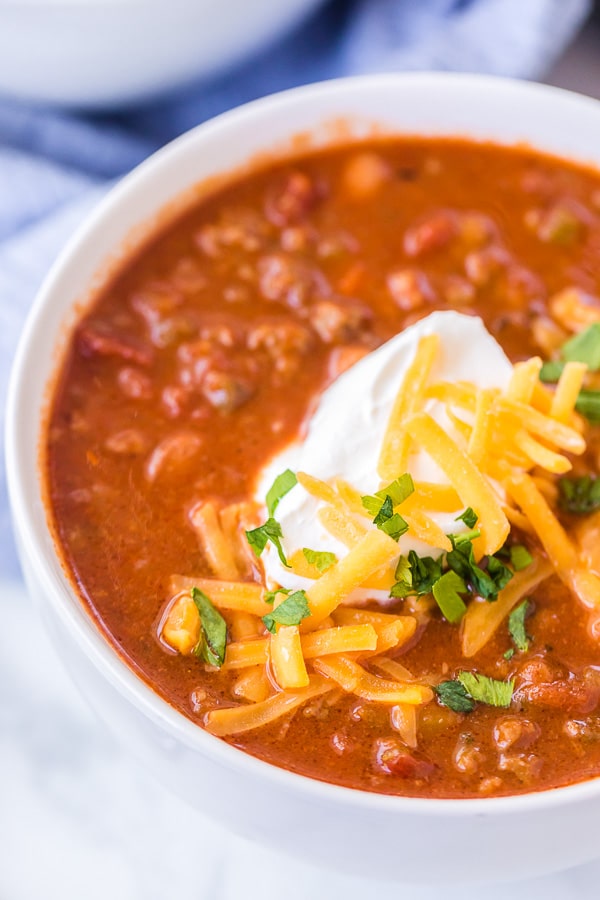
[246,517,289,567]
[262,590,311,634]
[247,470,297,567]
[390,552,443,599]
[450,528,481,545]
[540,323,600,386]
[558,475,600,514]
[191,588,227,668]
[435,680,475,714]
[436,673,515,712]
[373,494,393,524]
[538,325,600,421]
[361,476,413,541]
[539,360,565,383]
[394,555,413,589]
[302,547,337,573]
[504,648,515,661]
[486,555,514,592]
[371,494,409,541]
[562,323,600,370]
[455,507,478,529]
[361,495,384,517]
[509,544,533,571]
[265,469,297,517]
[361,474,415,516]
[432,570,468,623]
[457,671,515,708]
[575,390,600,423]
[508,599,531,653]
[379,512,409,541]
[264,586,291,605]
[412,554,443,594]
[446,533,512,601]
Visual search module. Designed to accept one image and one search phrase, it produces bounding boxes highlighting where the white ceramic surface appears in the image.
[6,74,600,885]
[0,0,324,108]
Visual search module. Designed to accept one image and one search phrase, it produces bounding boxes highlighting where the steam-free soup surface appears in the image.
[47,139,600,797]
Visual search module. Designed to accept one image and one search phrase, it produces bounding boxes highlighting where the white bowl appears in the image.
[7,73,600,884]
[0,0,324,108]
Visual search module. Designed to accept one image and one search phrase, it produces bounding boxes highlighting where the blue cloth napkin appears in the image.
[0,0,590,578]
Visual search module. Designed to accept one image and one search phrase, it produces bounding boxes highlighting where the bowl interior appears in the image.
[7,72,600,819]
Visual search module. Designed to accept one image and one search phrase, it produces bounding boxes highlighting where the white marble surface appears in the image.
[4,16,600,899]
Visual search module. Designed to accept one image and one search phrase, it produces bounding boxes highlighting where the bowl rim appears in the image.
[7,70,600,817]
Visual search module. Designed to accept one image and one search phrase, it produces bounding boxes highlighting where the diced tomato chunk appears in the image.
[78,321,153,366]
[373,738,436,779]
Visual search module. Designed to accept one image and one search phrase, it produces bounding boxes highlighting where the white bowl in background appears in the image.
[6,74,600,884]
[0,0,324,108]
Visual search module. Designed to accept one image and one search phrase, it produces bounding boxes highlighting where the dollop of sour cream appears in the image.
[256,311,513,601]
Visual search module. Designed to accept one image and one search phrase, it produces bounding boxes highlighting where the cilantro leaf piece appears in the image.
[262,590,311,634]
[390,554,415,598]
[504,648,515,661]
[508,598,531,652]
[264,586,291,605]
[265,469,297,517]
[361,474,415,516]
[449,528,481,545]
[361,494,384,517]
[302,547,337,573]
[390,581,412,599]
[191,588,227,668]
[246,517,289,567]
[486,555,514,592]
[509,544,533,571]
[446,533,512,601]
[575,390,600,423]
[394,555,413,588]
[391,551,444,599]
[540,323,600,387]
[371,494,409,541]
[539,360,564,383]
[455,507,478,529]
[457,671,515,708]
[435,680,475,714]
[558,475,600,514]
[410,551,443,594]
[432,570,468,623]
[373,494,394,525]
[540,323,600,386]
[382,474,415,506]
[446,536,496,599]
[562,323,600,370]
[379,512,409,541]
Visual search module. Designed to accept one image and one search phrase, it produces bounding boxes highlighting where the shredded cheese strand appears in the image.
[506,357,543,404]
[551,361,587,423]
[406,412,509,557]
[378,333,440,481]
[205,677,332,736]
[461,557,553,657]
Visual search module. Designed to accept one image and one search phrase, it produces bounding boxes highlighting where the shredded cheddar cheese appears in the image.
[303,529,401,629]
[270,625,309,690]
[403,510,452,552]
[551,361,587,423]
[506,357,543,404]
[378,333,440,480]
[467,387,497,465]
[317,505,367,548]
[405,412,509,557]
[161,333,600,737]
